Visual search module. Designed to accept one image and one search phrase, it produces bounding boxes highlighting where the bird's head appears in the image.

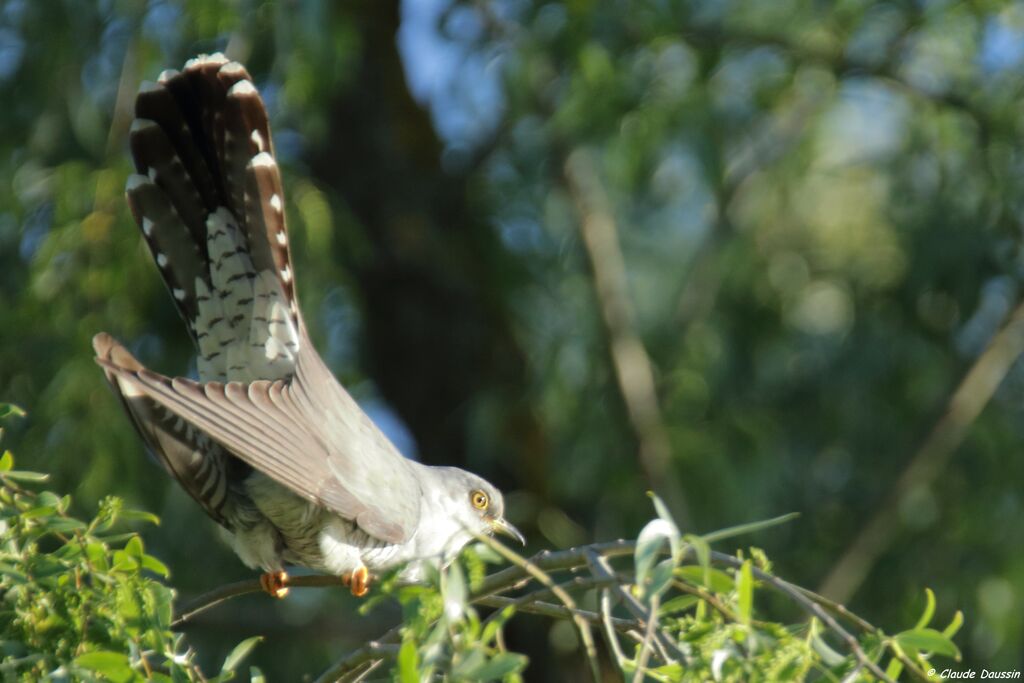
[431,467,524,548]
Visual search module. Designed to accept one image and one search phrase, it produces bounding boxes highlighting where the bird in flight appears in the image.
[93,53,522,599]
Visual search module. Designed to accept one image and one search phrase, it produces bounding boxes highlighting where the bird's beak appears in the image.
[490,517,526,545]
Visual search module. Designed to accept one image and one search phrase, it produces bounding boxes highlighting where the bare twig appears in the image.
[599,588,628,669]
[313,642,399,683]
[475,533,602,682]
[172,574,346,628]
[821,296,1024,603]
[477,594,637,632]
[472,540,636,599]
[632,592,660,683]
[585,549,685,662]
[478,574,640,633]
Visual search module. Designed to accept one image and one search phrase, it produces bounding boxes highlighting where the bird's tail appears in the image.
[125,53,301,383]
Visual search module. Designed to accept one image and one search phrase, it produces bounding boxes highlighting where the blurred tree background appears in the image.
[2,0,1024,679]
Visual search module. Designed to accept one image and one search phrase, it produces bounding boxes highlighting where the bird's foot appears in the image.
[341,565,370,597]
[259,570,289,599]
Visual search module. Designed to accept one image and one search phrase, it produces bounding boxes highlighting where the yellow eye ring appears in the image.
[471,490,489,511]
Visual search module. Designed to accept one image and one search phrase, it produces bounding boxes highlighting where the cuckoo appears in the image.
[93,54,522,599]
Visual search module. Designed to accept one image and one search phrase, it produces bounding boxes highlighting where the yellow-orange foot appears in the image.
[259,570,289,599]
[341,565,370,597]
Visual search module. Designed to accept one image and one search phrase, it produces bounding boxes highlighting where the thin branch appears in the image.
[472,540,636,599]
[341,658,383,683]
[474,533,602,682]
[477,573,640,633]
[710,554,896,683]
[476,594,638,633]
[792,584,934,680]
[313,642,399,683]
[599,588,629,670]
[172,537,927,681]
[820,296,1024,603]
[172,575,346,628]
[585,549,685,662]
[632,592,660,683]
[563,149,690,525]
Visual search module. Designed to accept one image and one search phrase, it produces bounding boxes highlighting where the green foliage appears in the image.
[0,408,259,682]
[392,556,527,682]
[319,496,962,681]
[0,406,967,680]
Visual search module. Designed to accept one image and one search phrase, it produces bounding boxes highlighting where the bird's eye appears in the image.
[471,490,489,511]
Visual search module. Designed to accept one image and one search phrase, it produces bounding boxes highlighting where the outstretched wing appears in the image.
[93,333,241,528]
[95,332,424,544]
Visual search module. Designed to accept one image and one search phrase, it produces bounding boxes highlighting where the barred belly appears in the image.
[244,471,407,574]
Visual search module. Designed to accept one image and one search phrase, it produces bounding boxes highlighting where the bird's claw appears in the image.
[260,570,289,599]
[342,565,370,597]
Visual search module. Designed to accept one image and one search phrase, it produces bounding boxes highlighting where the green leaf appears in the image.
[451,647,487,679]
[644,558,675,602]
[124,535,144,559]
[463,653,528,681]
[141,553,170,578]
[683,534,710,573]
[85,541,110,571]
[119,508,161,526]
[0,562,28,582]
[648,492,681,558]
[2,470,49,482]
[809,631,845,667]
[895,628,960,659]
[111,549,139,571]
[0,403,26,420]
[443,561,467,622]
[481,605,515,645]
[398,638,420,683]
[21,505,57,519]
[737,560,753,625]
[0,450,12,471]
[151,583,174,629]
[943,610,964,639]
[885,657,904,680]
[701,513,800,545]
[469,542,504,564]
[95,532,138,544]
[675,566,735,594]
[221,636,263,673]
[43,518,87,533]
[635,518,679,587]
[914,588,936,629]
[74,651,135,683]
[660,594,700,615]
[649,663,684,681]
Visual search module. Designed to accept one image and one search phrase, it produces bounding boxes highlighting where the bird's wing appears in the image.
[92,333,236,528]
[95,333,423,544]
